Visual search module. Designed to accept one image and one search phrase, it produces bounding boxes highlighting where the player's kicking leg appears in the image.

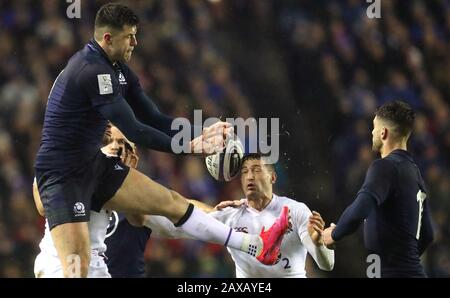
[102,168,290,265]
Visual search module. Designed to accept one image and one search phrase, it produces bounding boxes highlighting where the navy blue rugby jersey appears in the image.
[35,40,142,173]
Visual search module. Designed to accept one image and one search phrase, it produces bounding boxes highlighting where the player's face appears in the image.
[102,122,113,145]
[372,116,383,153]
[111,25,137,62]
[103,126,128,156]
[240,159,275,199]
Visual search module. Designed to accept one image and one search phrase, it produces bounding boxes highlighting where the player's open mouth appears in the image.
[247,183,256,189]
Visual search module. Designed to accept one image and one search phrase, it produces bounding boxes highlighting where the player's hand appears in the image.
[214,199,246,211]
[121,142,139,169]
[322,223,336,249]
[308,211,326,246]
[190,121,234,155]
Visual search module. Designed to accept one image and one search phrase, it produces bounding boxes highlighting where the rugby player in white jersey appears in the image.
[144,154,335,277]
[33,124,137,277]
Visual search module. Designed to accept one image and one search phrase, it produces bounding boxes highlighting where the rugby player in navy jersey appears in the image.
[101,124,151,278]
[104,212,151,278]
[102,125,218,278]
[33,124,217,278]
[34,3,290,277]
[322,101,434,277]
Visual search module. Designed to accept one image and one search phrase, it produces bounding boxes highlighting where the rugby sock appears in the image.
[177,206,262,256]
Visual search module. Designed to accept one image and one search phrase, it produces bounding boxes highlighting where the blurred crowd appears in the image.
[0,0,448,278]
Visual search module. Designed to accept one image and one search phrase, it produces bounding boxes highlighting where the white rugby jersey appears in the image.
[34,210,111,278]
[146,194,334,278]
[211,194,311,278]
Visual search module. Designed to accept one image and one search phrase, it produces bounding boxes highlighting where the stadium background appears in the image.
[0,0,448,277]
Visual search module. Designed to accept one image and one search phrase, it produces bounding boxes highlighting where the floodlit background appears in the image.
[0,0,449,277]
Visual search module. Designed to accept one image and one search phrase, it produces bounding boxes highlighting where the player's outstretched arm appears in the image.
[131,90,233,145]
[130,90,178,137]
[97,98,177,153]
[328,192,377,243]
[98,97,232,155]
[302,211,334,271]
[325,159,393,246]
[131,89,234,155]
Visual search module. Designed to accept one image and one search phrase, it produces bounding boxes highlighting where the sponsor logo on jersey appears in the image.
[114,164,124,171]
[118,72,127,85]
[97,74,113,95]
[74,202,86,217]
[233,226,248,233]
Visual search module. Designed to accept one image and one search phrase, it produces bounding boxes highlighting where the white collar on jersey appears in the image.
[244,193,278,214]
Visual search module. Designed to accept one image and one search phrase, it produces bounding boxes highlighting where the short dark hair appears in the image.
[95,3,139,31]
[242,154,275,172]
[375,100,415,138]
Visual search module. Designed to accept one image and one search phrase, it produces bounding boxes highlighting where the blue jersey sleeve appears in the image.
[125,66,200,138]
[331,192,377,241]
[96,98,177,153]
[358,158,396,205]
[78,63,121,107]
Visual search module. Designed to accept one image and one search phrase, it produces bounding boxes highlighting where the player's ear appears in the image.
[103,32,113,44]
[271,170,277,184]
[381,127,388,140]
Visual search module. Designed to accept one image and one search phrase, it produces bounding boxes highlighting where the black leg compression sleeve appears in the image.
[174,203,195,227]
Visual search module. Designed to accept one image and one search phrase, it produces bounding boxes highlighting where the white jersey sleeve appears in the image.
[290,203,335,271]
[290,202,312,242]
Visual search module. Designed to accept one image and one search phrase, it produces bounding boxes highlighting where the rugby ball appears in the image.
[205,137,244,181]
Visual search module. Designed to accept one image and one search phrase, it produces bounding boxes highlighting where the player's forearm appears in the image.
[97,99,178,153]
[133,91,177,136]
[302,235,335,271]
[332,192,377,241]
[134,92,200,138]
